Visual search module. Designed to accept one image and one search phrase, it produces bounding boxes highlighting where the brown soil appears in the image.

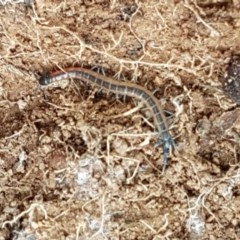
[1,0,240,239]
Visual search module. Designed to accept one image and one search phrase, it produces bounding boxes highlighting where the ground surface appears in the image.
[0,0,240,239]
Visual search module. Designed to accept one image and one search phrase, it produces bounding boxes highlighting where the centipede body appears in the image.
[39,67,174,172]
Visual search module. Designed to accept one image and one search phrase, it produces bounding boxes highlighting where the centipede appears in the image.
[39,67,174,172]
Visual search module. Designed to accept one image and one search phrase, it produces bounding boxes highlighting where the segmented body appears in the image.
[39,67,174,172]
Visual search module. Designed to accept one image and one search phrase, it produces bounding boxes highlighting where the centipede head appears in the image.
[38,75,51,85]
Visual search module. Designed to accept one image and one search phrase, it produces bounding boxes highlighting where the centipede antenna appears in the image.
[35,73,41,90]
[162,146,168,174]
[162,137,175,174]
[36,82,41,92]
[154,134,175,174]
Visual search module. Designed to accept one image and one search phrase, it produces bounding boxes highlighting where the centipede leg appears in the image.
[162,141,170,174]
[91,66,106,76]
